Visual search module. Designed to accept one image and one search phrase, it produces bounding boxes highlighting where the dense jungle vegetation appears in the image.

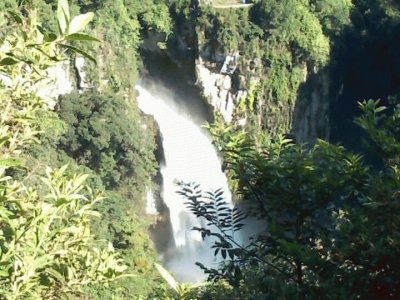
[0,0,399,299]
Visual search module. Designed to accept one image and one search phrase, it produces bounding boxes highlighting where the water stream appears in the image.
[136,82,231,282]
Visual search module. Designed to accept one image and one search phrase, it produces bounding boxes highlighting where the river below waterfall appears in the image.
[136,80,231,282]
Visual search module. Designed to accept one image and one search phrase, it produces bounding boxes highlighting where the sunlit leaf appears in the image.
[57,0,70,34]
[59,44,96,63]
[0,57,19,66]
[64,33,100,42]
[68,13,94,35]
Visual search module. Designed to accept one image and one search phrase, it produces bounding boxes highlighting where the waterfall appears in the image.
[136,83,231,282]
[145,188,158,215]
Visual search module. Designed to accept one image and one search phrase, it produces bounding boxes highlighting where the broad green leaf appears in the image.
[83,210,101,218]
[55,197,69,207]
[58,0,70,21]
[36,28,44,44]
[64,33,100,43]
[73,174,89,190]
[45,268,66,283]
[7,11,22,24]
[68,13,94,35]
[0,269,9,278]
[44,33,58,43]
[0,158,22,167]
[57,0,70,34]
[374,106,387,113]
[0,57,19,66]
[59,164,69,175]
[59,44,96,63]
[0,206,12,219]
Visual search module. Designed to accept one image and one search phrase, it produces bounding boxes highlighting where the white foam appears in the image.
[136,84,231,282]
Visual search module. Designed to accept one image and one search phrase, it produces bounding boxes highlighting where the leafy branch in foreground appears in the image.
[0,1,130,298]
[0,165,130,299]
[179,98,400,299]
[177,182,296,286]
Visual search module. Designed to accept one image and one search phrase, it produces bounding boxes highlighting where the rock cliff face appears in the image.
[292,69,331,143]
[145,17,332,142]
[195,57,236,122]
[35,56,89,108]
[74,56,90,90]
[36,61,74,108]
[194,39,252,124]
[0,60,74,109]
[194,42,332,142]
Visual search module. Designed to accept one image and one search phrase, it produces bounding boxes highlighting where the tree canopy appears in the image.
[1,0,399,299]
[0,1,130,297]
[180,99,400,299]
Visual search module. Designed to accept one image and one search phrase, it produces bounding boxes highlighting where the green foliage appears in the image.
[141,1,173,37]
[182,101,400,299]
[56,90,160,297]
[194,0,353,136]
[198,7,262,55]
[1,1,172,297]
[85,191,165,298]
[0,2,130,298]
[248,0,331,131]
[58,91,156,193]
[253,0,330,66]
[89,0,142,91]
[0,1,96,158]
[355,99,400,165]
[309,0,353,35]
[166,0,193,17]
[77,0,173,92]
[0,166,129,299]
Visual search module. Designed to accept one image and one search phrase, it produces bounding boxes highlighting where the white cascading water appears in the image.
[136,84,231,282]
